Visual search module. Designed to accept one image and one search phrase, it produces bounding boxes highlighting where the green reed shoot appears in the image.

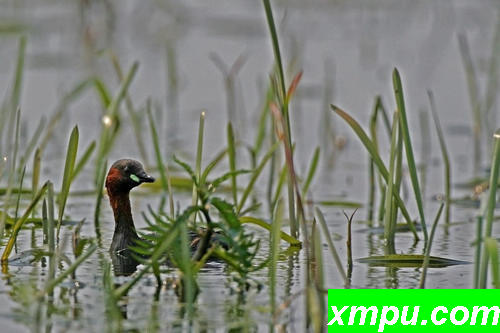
[148,104,174,218]
[93,159,107,244]
[14,166,26,221]
[2,37,26,154]
[367,97,390,225]
[10,36,26,114]
[458,34,482,174]
[428,91,451,224]
[191,111,205,220]
[393,68,427,243]
[474,216,483,288]
[479,129,500,288]
[47,182,55,255]
[331,105,419,239]
[483,19,500,153]
[2,181,48,261]
[227,122,238,205]
[485,237,500,289]
[419,110,431,204]
[271,162,287,215]
[262,0,299,238]
[419,203,444,289]
[302,147,320,199]
[92,77,111,110]
[384,112,399,253]
[237,141,279,214]
[315,207,348,286]
[0,108,20,237]
[200,148,228,185]
[309,220,325,333]
[56,126,79,239]
[270,199,283,317]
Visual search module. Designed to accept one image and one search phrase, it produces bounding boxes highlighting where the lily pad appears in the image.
[357,254,469,268]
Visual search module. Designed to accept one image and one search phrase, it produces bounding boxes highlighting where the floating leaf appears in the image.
[357,254,469,268]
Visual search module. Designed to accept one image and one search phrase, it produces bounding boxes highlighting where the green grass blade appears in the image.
[92,78,112,109]
[2,181,48,261]
[392,68,427,242]
[315,207,348,286]
[110,54,149,165]
[237,141,279,214]
[0,108,20,237]
[191,111,205,215]
[485,237,500,289]
[302,147,320,198]
[262,0,286,103]
[479,129,500,288]
[200,149,227,185]
[57,126,79,239]
[11,36,26,112]
[270,199,283,316]
[147,105,174,218]
[240,216,300,246]
[383,112,399,253]
[458,33,482,174]
[419,203,444,288]
[331,105,419,240]
[32,148,41,199]
[227,122,238,205]
[13,165,26,221]
[94,159,107,245]
[428,91,451,224]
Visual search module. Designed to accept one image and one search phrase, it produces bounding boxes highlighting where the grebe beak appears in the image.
[138,173,155,183]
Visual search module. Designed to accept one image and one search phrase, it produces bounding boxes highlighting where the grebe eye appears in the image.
[124,166,129,172]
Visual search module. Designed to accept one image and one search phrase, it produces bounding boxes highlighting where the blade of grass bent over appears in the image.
[392,68,427,243]
[240,216,300,246]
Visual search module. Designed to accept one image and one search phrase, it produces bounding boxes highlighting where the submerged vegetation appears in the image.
[0,0,498,332]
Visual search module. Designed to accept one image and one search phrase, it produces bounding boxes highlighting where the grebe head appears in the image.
[105,159,155,194]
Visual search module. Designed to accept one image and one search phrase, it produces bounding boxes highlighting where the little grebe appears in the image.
[105,159,155,254]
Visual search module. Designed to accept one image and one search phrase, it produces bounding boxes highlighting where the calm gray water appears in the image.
[0,0,499,331]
